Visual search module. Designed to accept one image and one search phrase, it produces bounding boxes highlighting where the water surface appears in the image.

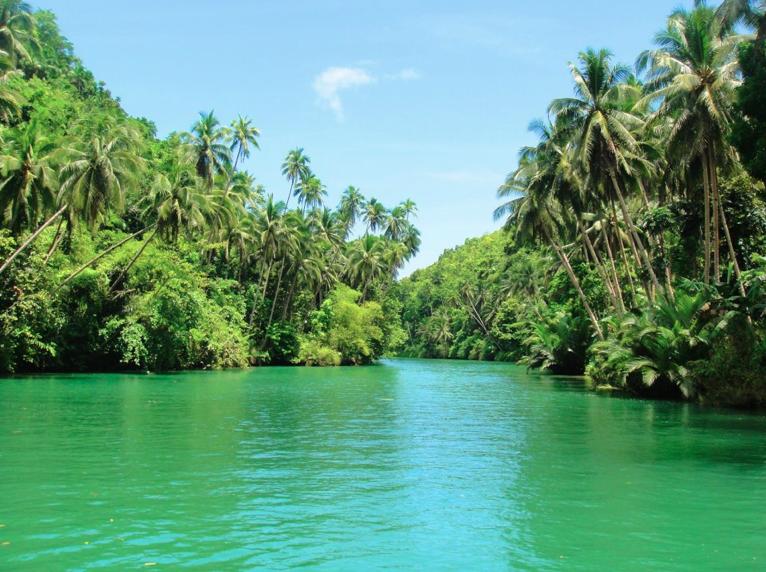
[1,359,764,570]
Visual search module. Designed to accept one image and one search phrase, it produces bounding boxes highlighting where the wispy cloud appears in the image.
[313,67,375,120]
[387,67,421,81]
[313,66,421,120]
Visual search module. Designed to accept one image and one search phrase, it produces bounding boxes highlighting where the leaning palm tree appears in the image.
[550,48,661,297]
[281,148,311,209]
[227,115,260,172]
[184,111,231,188]
[637,6,744,287]
[495,153,605,340]
[1,129,141,275]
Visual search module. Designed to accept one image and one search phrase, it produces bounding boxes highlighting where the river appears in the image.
[0,359,764,570]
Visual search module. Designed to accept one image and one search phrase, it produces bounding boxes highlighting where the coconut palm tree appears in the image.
[0,122,57,235]
[347,234,386,301]
[637,6,744,287]
[295,175,326,213]
[709,0,766,39]
[338,185,365,232]
[2,128,142,276]
[227,115,260,172]
[550,48,661,297]
[281,148,311,209]
[184,111,230,188]
[495,152,605,340]
[362,198,387,235]
[0,0,36,67]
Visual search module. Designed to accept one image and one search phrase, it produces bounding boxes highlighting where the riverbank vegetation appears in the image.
[0,1,416,372]
[397,1,766,407]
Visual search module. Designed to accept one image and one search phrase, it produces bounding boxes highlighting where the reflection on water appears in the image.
[0,359,764,570]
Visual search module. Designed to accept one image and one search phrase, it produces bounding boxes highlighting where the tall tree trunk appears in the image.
[250,259,273,327]
[708,150,721,283]
[266,260,285,330]
[44,216,65,264]
[0,204,68,275]
[285,180,294,209]
[544,228,604,341]
[701,154,712,285]
[600,223,627,308]
[609,205,638,299]
[580,220,623,314]
[608,169,661,298]
[55,225,154,291]
[710,152,747,300]
[282,265,299,321]
[637,179,675,301]
[108,229,158,295]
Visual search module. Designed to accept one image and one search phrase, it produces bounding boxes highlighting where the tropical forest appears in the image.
[2,1,766,569]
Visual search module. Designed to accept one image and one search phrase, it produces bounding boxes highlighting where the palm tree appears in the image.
[383,206,407,241]
[227,115,260,172]
[295,175,326,213]
[0,0,37,67]
[281,148,311,209]
[184,111,230,188]
[637,6,744,287]
[399,199,418,220]
[347,234,386,301]
[0,122,57,235]
[550,48,661,297]
[495,152,605,340]
[1,129,141,275]
[363,198,387,235]
[338,185,365,232]
[710,0,766,39]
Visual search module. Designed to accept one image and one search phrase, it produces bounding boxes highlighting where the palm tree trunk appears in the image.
[701,154,712,285]
[600,223,627,308]
[708,147,722,283]
[285,180,294,209]
[710,154,747,300]
[267,260,285,329]
[43,216,66,265]
[0,204,68,275]
[55,225,155,291]
[609,205,638,299]
[580,220,623,314]
[108,229,157,295]
[250,259,273,327]
[282,266,299,321]
[544,228,604,341]
[609,169,661,298]
[637,179,675,300]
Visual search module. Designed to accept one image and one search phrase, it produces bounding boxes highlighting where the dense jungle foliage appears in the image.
[397,1,766,407]
[0,1,417,372]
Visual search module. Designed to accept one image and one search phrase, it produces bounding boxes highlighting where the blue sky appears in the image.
[36,0,686,274]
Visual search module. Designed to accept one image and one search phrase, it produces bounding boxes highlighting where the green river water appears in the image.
[0,359,764,570]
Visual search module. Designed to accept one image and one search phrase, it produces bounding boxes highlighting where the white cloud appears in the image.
[312,67,375,120]
[388,67,421,81]
[313,66,421,120]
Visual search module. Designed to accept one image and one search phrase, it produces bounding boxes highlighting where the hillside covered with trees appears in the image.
[0,1,419,372]
[397,1,766,407]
